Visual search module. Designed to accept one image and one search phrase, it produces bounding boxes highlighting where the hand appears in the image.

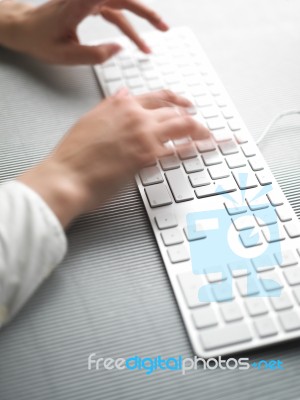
[0,0,169,65]
[18,90,210,227]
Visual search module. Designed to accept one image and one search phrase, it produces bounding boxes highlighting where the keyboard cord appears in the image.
[256,110,300,146]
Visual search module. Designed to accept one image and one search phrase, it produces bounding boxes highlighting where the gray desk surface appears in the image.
[1,1,300,399]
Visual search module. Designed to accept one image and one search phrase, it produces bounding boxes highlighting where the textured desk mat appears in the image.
[1,1,300,399]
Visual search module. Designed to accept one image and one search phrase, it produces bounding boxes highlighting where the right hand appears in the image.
[18,90,210,228]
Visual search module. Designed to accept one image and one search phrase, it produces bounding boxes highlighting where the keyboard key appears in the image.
[232,215,256,231]
[284,222,300,238]
[195,95,213,107]
[228,260,252,277]
[177,144,198,160]
[239,229,263,248]
[209,84,222,96]
[145,184,172,208]
[204,268,228,283]
[185,75,202,86]
[192,307,218,329]
[206,117,226,131]
[248,157,264,172]
[252,255,276,272]
[201,106,219,119]
[275,206,293,222]
[190,85,207,96]
[260,271,284,292]
[148,79,164,90]
[293,287,300,305]
[106,80,124,96]
[211,128,233,142]
[160,64,176,75]
[254,317,278,338]
[211,281,235,302]
[195,177,236,198]
[274,249,298,267]
[102,59,116,68]
[245,297,268,316]
[168,244,190,263]
[164,73,181,84]
[246,194,269,211]
[124,67,140,78]
[199,322,252,350]
[224,202,247,216]
[220,301,243,322]
[267,191,284,207]
[215,95,228,107]
[120,59,135,69]
[279,310,300,332]
[232,170,258,189]
[227,118,241,131]
[139,166,163,186]
[169,83,185,94]
[184,226,207,241]
[219,140,239,156]
[254,208,278,226]
[161,228,184,246]
[155,214,177,230]
[183,157,204,173]
[173,137,191,147]
[196,139,216,153]
[202,150,222,166]
[284,267,300,286]
[127,77,144,89]
[262,225,285,243]
[256,171,272,186]
[208,164,230,180]
[236,276,260,296]
[226,154,247,169]
[160,154,180,171]
[189,171,211,187]
[165,169,194,202]
[234,131,248,144]
[270,292,293,311]
[178,272,209,308]
[221,107,235,119]
[103,66,122,81]
[241,143,256,157]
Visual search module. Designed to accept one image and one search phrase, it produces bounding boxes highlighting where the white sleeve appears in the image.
[0,180,68,327]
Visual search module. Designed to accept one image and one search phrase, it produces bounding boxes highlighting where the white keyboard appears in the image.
[94,27,300,357]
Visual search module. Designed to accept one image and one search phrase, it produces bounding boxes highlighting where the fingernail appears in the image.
[159,20,170,31]
[110,43,123,54]
[142,43,152,54]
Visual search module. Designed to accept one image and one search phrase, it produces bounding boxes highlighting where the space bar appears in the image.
[199,322,252,351]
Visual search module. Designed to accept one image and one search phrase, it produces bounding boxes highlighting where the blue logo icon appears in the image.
[187,173,283,302]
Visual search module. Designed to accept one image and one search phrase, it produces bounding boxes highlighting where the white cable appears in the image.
[256,110,300,146]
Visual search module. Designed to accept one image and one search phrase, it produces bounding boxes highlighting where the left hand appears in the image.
[0,0,169,65]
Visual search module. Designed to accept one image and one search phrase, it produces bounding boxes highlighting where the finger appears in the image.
[156,116,211,142]
[114,87,130,98]
[101,0,169,31]
[101,8,151,53]
[137,90,194,110]
[60,43,122,65]
[153,107,190,122]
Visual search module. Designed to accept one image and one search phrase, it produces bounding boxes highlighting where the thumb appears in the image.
[61,43,122,65]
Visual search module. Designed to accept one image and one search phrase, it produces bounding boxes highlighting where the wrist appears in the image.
[17,160,89,229]
[0,0,33,51]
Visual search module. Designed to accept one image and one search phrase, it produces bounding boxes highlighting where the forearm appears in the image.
[0,0,32,51]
